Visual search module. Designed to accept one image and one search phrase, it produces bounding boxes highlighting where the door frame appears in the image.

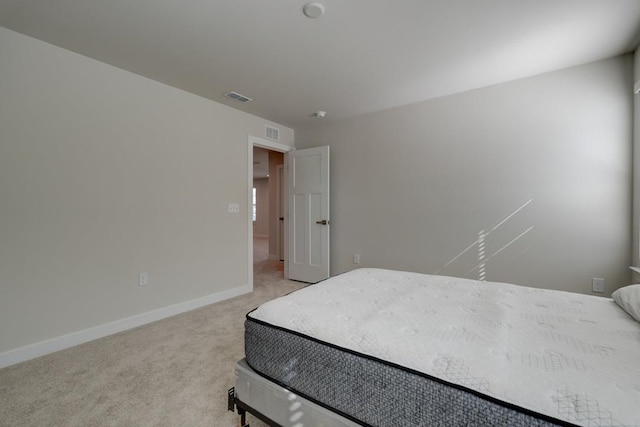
[247,136,292,290]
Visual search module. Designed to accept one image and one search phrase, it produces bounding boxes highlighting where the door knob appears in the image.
[315,220,329,225]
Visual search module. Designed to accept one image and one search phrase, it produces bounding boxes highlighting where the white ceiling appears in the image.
[1,0,640,129]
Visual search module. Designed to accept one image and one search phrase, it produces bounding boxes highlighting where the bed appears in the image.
[228,268,640,426]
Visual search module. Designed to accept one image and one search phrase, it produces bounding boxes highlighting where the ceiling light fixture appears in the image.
[313,111,327,119]
[303,2,325,19]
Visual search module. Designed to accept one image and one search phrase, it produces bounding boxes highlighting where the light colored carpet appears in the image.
[0,238,304,426]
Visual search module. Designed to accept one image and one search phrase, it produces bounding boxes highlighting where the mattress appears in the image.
[245,268,640,426]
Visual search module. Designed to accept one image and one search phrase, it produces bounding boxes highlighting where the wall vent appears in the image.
[265,125,280,141]
[224,91,253,103]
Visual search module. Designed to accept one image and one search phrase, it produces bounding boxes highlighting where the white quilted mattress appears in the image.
[249,268,640,426]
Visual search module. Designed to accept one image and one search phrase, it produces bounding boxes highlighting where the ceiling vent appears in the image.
[265,125,280,141]
[224,91,253,103]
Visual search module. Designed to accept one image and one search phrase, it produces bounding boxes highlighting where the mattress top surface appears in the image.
[249,268,640,426]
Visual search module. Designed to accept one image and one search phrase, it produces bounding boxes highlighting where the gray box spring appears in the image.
[245,316,576,427]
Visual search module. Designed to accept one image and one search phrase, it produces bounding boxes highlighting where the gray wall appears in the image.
[297,55,633,296]
[0,27,293,355]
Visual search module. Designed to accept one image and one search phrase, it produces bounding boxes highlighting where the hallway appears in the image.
[253,236,286,291]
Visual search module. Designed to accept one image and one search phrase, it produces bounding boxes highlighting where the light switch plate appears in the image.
[228,203,240,213]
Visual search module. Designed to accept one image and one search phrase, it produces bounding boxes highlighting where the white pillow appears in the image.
[612,284,640,322]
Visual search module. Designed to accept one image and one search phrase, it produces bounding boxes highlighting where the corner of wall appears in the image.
[632,49,640,277]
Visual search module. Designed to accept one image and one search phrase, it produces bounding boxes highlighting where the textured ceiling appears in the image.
[1,0,639,129]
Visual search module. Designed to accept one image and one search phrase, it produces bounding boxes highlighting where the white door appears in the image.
[276,165,285,261]
[288,146,330,283]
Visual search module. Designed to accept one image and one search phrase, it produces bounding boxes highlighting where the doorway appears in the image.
[247,136,292,291]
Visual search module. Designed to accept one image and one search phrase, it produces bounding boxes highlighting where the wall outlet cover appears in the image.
[138,272,149,286]
[592,278,604,293]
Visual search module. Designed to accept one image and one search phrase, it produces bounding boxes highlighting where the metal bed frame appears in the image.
[228,358,361,427]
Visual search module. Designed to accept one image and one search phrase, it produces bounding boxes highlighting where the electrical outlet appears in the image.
[139,272,149,286]
[592,278,604,293]
[353,254,360,264]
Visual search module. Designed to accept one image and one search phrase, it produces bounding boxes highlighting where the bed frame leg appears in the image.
[238,410,248,427]
[228,387,250,427]
[227,387,236,412]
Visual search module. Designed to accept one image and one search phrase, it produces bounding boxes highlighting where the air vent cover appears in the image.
[265,125,280,141]
[224,91,253,103]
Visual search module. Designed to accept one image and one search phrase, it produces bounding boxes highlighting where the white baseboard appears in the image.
[0,284,252,369]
